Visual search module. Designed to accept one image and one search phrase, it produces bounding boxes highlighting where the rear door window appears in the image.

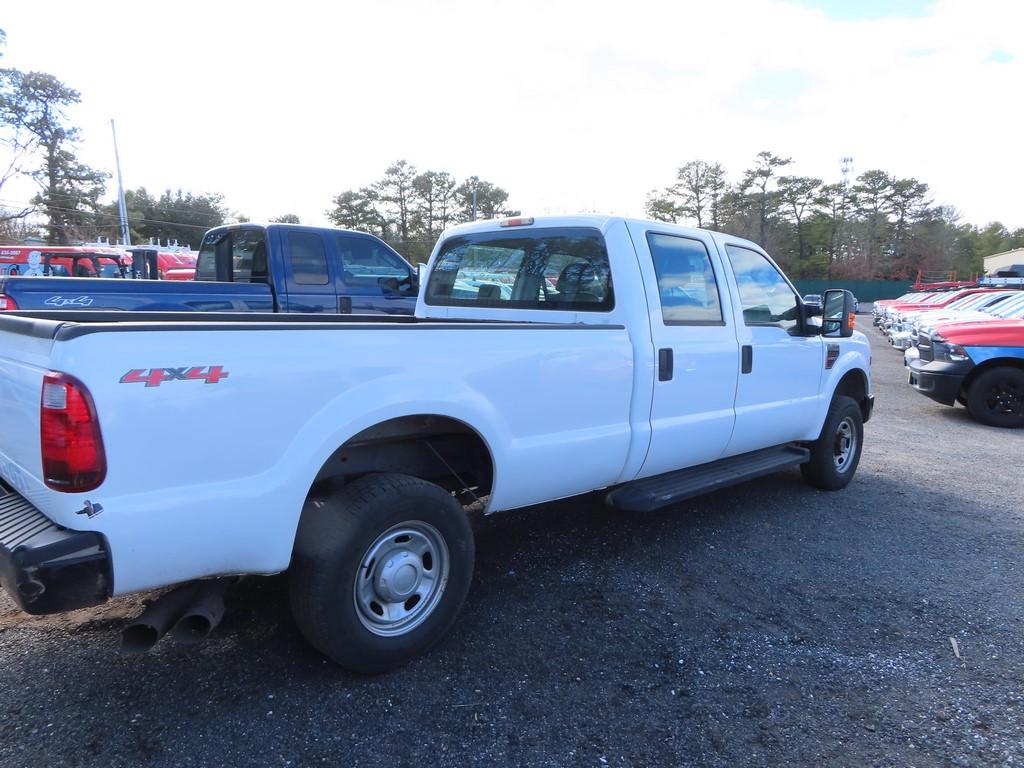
[426,227,613,311]
[195,229,269,282]
[646,233,723,324]
[287,232,329,285]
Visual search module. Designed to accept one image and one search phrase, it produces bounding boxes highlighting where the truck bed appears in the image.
[0,275,274,312]
[0,308,636,594]
[0,309,621,338]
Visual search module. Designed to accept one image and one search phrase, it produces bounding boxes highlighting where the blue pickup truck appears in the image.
[0,224,419,314]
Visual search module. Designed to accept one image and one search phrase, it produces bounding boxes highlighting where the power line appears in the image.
[0,183,229,220]
[0,197,219,231]
[0,195,214,228]
[0,196,227,227]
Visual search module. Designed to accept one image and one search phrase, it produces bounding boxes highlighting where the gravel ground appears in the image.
[2,320,1023,767]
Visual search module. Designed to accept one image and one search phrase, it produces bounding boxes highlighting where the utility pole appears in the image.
[471,185,478,221]
[840,156,853,191]
[830,156,855,282]
[111,119,131,247]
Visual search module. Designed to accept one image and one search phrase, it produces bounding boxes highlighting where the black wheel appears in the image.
[966,367,1024,428]
[290,473,474,674]
[800,395,864,490]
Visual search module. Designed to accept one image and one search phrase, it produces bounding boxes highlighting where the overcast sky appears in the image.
[2,0,1021,236]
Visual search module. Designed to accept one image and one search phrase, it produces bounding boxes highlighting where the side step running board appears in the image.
[606,445,810,512]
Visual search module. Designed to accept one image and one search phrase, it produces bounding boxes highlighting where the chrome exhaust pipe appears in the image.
[169,578,233,645]
[122,583,198,653]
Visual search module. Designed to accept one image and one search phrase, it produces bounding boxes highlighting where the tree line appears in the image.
[325,160,517,263]
[645,152,1024,281]
[0,28,107,245]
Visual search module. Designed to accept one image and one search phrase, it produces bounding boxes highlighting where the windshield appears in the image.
[946,293,995,310]
[971,293,1014,310]
[990,293,1024,317]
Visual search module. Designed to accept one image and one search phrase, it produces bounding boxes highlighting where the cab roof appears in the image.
[439,214,755,250]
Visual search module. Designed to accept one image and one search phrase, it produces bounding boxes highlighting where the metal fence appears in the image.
[792,280,915,303]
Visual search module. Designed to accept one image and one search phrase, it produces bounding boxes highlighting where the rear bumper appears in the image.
[907,358,972,407]
[0,484,111,615]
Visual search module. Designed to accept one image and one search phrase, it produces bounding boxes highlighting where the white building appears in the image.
[984,248,1024,277]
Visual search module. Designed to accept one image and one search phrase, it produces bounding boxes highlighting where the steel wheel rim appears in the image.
[832,416,857,473]
[354,521,449,637]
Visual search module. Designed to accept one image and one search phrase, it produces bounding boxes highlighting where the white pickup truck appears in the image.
[0,215,872,672]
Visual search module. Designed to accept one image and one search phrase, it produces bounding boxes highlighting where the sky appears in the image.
[1,0,1022,238]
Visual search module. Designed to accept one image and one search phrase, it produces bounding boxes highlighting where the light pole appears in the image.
[111,119,131,247]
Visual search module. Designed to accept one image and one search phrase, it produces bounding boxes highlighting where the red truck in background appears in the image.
[157,251,198,280]
[0,245,130,278]
[0,245,197,280]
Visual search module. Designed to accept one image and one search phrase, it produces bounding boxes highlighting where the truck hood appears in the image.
[885,300,953,315]
[932,318,1024,346]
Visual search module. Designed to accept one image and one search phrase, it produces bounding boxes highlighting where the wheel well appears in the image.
[311,415,494,502]
[833,369,870,420]
[961,357,1024,398]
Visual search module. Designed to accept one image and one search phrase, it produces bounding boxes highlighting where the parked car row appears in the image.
[872,280,1024,427]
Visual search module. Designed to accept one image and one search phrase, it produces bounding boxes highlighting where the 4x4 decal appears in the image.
[120,366,229,387]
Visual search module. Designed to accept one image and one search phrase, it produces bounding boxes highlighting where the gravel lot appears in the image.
[2,320,1023,767]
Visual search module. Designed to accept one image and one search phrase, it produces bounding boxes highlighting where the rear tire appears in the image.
[966,367,1024,428]
[290,473,474,674]
[801,395,864,490]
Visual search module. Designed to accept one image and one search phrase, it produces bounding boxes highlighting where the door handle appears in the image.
[658,348,673,381]
[741,345,753,374]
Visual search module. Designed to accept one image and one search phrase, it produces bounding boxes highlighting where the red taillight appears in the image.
[40,372,106,492]
[498,217,535,227]
[0,294,17,311]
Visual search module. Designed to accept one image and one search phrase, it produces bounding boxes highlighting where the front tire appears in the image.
[801,395,864,490]
[966,367,1024,428]
[290,473,474,674]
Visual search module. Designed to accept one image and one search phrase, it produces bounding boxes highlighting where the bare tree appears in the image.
[741,150,792,247]
[374,159,418,241]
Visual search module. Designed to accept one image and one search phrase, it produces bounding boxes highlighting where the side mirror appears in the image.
[822,289,857,338]
[417,262,428,289]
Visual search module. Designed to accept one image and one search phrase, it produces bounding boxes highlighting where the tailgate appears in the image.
[0,315,61,490]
